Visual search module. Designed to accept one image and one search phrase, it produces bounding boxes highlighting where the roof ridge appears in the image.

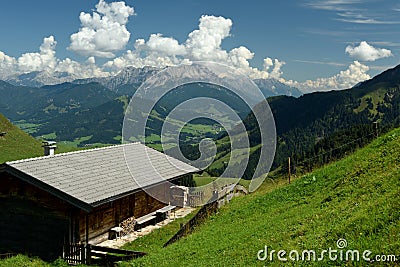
[6,142,141,165]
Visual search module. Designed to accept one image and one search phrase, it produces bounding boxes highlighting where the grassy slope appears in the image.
[0,113,43,163]
[0,113,82,164]
[120,128,400,266]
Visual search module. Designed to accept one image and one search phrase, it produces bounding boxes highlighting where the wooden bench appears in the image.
[134,213,157,231]
[156,205,176,213]
[134,205,177,231]
[155,205,176,222]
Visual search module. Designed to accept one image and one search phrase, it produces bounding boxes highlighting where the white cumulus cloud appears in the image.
[284,61,370,93]
[185,15,231,62]
[0,36,109,80]
[56,56,107,78]
[345,41,393,61]
[68,0,134,58]
[17,36,57,72]
[0,51,17,79]
[267,58,285,79]
[145,34,187,56]
[104,14,285,80]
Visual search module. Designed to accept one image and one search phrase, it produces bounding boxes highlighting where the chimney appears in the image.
[43,141,57,156]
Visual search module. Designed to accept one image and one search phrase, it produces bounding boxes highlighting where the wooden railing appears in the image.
[63,243,146,265]
[164,184,248,247]
[63,243,86,265]
[187,191,205,206]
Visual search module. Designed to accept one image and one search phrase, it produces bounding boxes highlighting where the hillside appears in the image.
[266,65,400,168]
[207,64,400,178]
[119,127,400,266]
[0,81,117,123]
[0,113,42,163]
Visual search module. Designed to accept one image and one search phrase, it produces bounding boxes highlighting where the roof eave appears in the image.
[3,164,93,212]
[89,170,199,207]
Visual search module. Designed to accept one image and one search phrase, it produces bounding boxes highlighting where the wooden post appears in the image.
[373,121,379,138]
[85,214,89,245]
[86,244,91,265]
[288,157,291,184]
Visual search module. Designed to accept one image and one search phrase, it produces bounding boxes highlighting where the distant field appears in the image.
[145,122,222,148]
[13,120,42,134]
[57,135,93,147]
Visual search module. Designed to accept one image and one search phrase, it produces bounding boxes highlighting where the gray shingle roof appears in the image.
[5,143,198,209]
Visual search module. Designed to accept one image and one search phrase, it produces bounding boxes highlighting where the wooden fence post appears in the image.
[86,244,91,265]
[288,157,291,184]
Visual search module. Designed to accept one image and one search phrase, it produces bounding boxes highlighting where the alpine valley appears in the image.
[0,65,399,177]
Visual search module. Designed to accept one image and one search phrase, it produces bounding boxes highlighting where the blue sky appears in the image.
[0,0,399,92]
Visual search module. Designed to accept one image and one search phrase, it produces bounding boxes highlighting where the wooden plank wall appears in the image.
[0,173,75,260]
[78,185,166,243]
[0,171,178,251]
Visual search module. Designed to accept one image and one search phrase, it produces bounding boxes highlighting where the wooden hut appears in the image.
[0,143,198,260]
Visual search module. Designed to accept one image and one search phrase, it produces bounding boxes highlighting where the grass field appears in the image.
[12,120,42,134]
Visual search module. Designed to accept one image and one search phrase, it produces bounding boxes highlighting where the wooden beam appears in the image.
[85,214,89,245]
[90,245,146,256]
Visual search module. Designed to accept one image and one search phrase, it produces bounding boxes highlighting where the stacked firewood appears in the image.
[120,216,136,236]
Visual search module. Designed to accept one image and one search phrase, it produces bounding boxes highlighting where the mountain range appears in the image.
[5,66,303,98]
[5,71,79,88]
[72,66,159,95]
